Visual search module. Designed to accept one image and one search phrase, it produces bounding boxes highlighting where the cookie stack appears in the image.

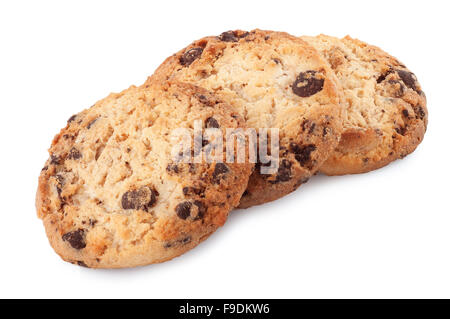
[36,30,427,268]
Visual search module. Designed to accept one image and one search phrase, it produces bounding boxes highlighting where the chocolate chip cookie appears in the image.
[302,35,427,175]
[148,29,344,208]
[36,81,252,268]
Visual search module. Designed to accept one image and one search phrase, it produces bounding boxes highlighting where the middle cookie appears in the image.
[149,29,344,208]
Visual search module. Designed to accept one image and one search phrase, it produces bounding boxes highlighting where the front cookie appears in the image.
[36,81,252,268]
[149,29,343,208]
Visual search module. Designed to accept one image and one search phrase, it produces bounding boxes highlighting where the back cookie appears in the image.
[149,29,343,208]
[36,81,252,268]
[302,35,428,175]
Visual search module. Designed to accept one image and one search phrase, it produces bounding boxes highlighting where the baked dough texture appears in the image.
[36,81,252,268]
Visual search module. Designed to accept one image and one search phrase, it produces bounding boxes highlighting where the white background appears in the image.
[0,0,449,299]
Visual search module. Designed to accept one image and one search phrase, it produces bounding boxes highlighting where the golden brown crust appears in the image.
[148,29,344,208]
[36,81,252,268]
[303,35,427,175]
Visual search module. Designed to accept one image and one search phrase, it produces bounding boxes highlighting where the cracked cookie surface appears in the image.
[148,29,343,208]
[36,81,252,268]
[302,35,428,175]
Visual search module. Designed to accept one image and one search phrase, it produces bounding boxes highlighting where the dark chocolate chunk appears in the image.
[121,186,157,211]
[180,47,203,66]
[87,118,98,129]
[301,120,316,134]
[376,68,394,83]
[182,186,205,197]
[218,30,248,42]
[270,159,292,184]
[212,163,229,183]
[176,201,192,220]
[397,70,418,92]
[164,236,192,249]
[292,71,324,97]
[50,155,61,165]
[289,143,316,166]
[414,105,426,120]
[205,117,220,128]
[166,164,180,174]
[219,31,238,42]
[67,115,77,123]
[402,109,409,118]
[395,125,407,136]
[77,261,89,267]
[68,147,82,160]
[62,229,86,250]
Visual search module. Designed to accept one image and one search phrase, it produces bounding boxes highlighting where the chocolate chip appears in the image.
[55,173,64,197]
[196,94,216,106]
[212,163,229,183]
[270,159,292,184]
[121,186,157,211]
[164,236,192,248]
[289,143,316,166]
[77,261,89,267]
[67,115,77,123]
[273,58,281,64]
[292,71,324,97]
[218,30,248,42]
[395,125,407,136]
[376,69,394,83]
[180,47,203,66]
[301,120,316,134]
[397,70,419,92]
[87,118,98,129]
[183,186,205,197]
[219,31,238,42]
[205,117,220,128]
[414,105,426,120]
[181,236,192,244]
[41,165,48,171]
[166,163,180,174]
[62,229,86,250]
[68,147,82,160]
[50,155,61,165]
[402,109,409,118]
[176,201,192,219]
